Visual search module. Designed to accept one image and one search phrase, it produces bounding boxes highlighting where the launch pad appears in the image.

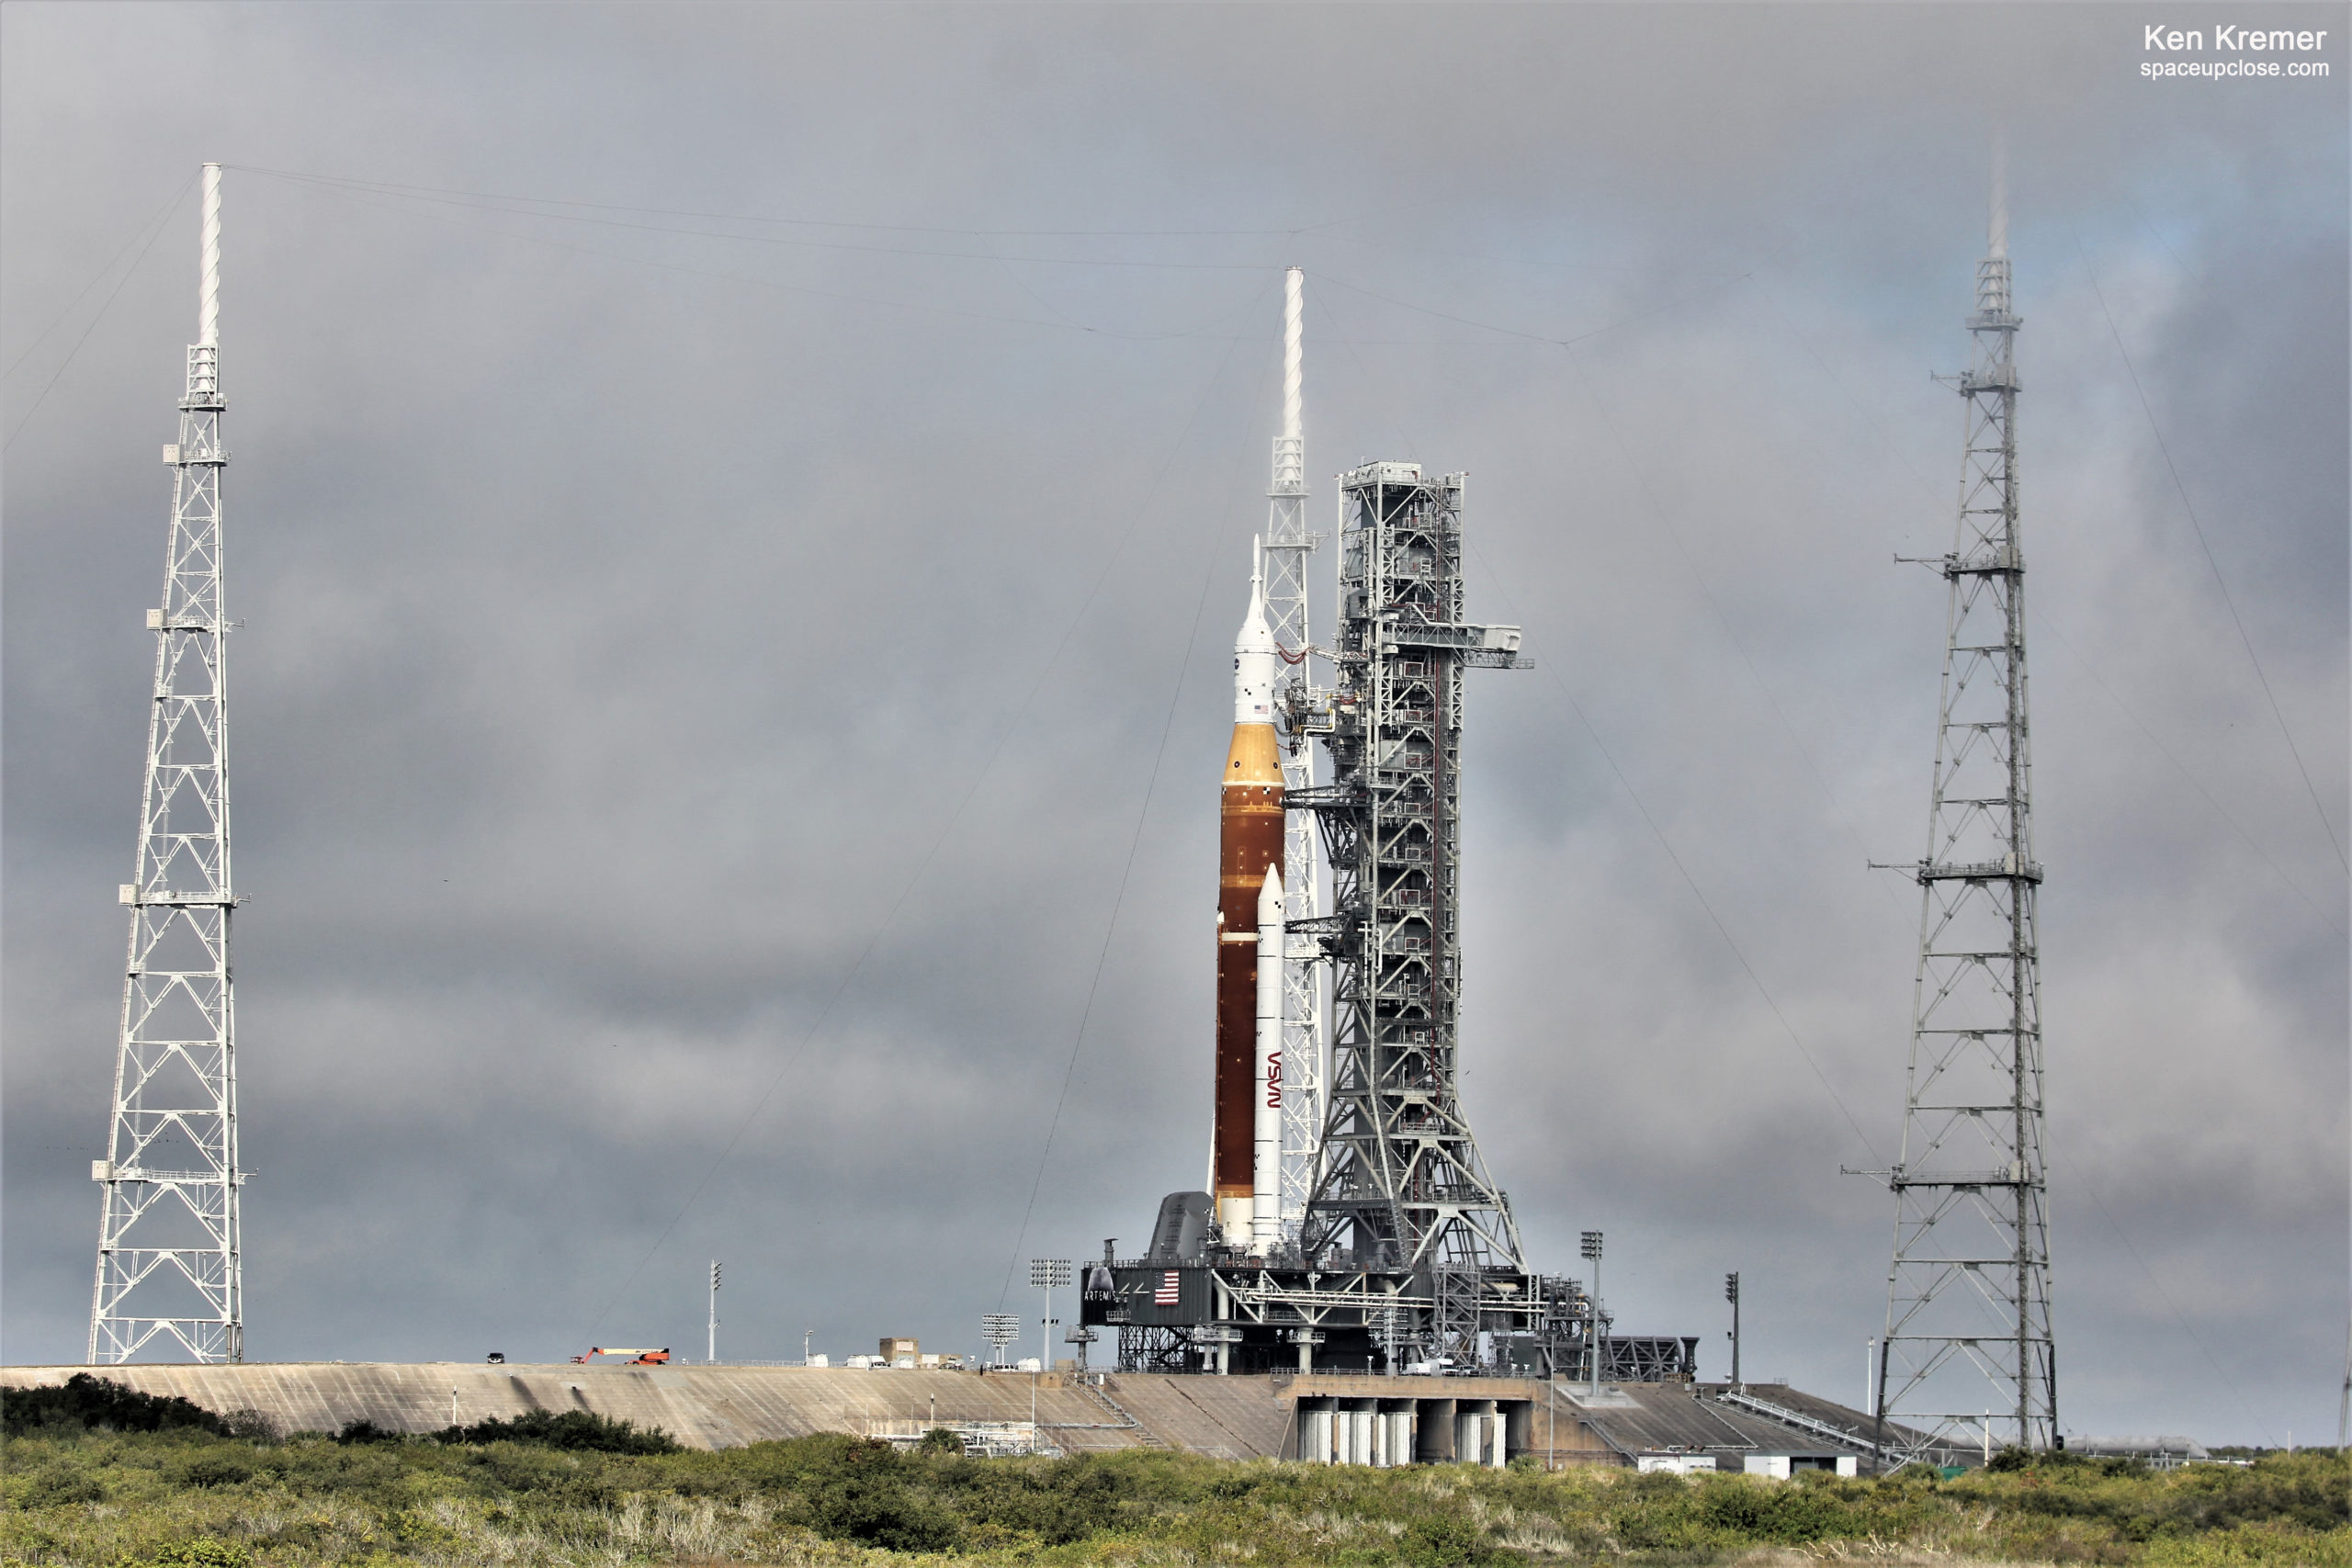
[1088,457,1697,1383]
[1081,1227,1697,1381]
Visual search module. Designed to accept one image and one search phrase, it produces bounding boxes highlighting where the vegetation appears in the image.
[337,1409,681,1455]
[3,1413,2345,1567]
[4,1374,232,1439]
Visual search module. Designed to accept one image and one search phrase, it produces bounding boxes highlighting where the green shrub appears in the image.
[17,1461,107,1506]
[2,1421,2343,1566]
[3,1373,229,1437]
[808,1474,962,1551]
[123,1540,254,1568]
[1402,1512,1521,1565]
[163,1451,254,1488]
[435,1407,680,1454]
[333,1417,402,1445]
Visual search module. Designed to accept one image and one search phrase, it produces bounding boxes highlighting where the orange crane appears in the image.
[570,1347,670,1364]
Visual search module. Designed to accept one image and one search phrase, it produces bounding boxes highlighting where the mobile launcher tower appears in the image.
[1084,281,1693,1381]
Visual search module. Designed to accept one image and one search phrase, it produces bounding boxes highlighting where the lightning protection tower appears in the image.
[89,164,246,1363]
[1875,152,2056,1453]
[1261,267,1327,1239]
[1298,463,1529,1362]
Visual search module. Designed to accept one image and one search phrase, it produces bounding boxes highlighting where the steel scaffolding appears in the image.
[1295,464,1529,1360]
[89,164,245,1364]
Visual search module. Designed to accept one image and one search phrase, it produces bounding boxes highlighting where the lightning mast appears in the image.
[1876,149,2056,1452]
[89,164,245,1363]
[1260,267,1327,1239]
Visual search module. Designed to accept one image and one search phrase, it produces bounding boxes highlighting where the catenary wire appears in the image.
[1313,265,1758,352]
[2053,1148,2280,1446]
[3,181,196,451]
[579,276,1276,1342]
[255,173,1276,344]
[993,351,1278,1312]
[1747,260,2346,937]
[1746,241,2293,1439]
[229,164,1351,240]
[2071,223,2347,874]
[1464,536,1886,1168]
[2030,612,2345,942]
[5,175,196,382]
[240,166,1283,272]
[1329,264,1891,1156]
[1563,333,1917,924]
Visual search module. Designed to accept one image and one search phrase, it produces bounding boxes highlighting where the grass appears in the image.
[3,1415,2345,1567]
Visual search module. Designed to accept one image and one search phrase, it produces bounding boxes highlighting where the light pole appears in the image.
[1581,1232,1604,1395]
[983,1313,1022,1370]
[802,1328,814,1367]
[1724,1272,1741,1389]
[707,1261,721,1363]
[1029,1258,1071,1372]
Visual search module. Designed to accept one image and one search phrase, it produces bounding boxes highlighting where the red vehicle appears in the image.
[569,1347,671,1365]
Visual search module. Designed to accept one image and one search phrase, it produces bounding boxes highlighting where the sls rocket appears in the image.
[1216,543,1285,1248]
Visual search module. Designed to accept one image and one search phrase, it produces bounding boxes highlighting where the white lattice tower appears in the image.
[1301,464,1529,1365]
[1876,145,2056,1453]
[1260,267,1327,1239]
[89,164,245,1364]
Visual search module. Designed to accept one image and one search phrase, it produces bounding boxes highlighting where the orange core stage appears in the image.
[1216,721,1283,1215]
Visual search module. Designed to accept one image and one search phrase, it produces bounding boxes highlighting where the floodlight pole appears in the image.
[1028,1258,1071,1372]
[1581,1232,1604,1395]
[1725,1271,1741,1389]
[707,1260,720,1363]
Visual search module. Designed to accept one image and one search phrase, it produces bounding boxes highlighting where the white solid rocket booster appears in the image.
[1251,863,1284,1255]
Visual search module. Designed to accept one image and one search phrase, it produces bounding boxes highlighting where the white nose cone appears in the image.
[1234,537,1279,726]
[1256,863,1284,927]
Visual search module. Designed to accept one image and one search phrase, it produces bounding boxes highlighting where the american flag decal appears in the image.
[1154,1270,1181,1305]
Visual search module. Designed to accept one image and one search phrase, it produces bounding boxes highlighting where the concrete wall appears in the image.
[0,1364,1288,1458]
[3,1363,1635,1467]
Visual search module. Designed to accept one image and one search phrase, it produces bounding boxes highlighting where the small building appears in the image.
[2075,1435,2209,1470]
[1745,1452,1860,1478]
[879,1337,920,1360]
[1637,1452,1719,1473]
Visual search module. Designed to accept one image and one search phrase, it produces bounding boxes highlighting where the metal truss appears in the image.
[90,165,244,1364]
[1261,267,1329,1241]
[1295,463,1528,1363]
[1875,178,2055,1452]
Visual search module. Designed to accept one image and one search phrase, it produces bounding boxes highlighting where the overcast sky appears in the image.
[4,3,2344,1448]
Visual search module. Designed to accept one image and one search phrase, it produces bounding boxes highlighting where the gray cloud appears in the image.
[5,3,2343,1445]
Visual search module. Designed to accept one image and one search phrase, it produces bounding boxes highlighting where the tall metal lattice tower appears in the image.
[1261,267,1328,1239]
[1876,157,2055,1452]
[89,164,245,1364]
[1298,464,1528,1353]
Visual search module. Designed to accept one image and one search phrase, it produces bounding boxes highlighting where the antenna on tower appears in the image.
[1871,145,2054,1458]
[88,163,245,1364]
[1987,126,2008,261]
[1260,267,1328,1243]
